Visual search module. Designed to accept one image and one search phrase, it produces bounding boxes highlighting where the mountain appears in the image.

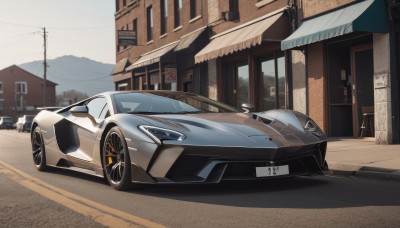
[19,55,114,96]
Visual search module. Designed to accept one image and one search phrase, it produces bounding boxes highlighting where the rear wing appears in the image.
[36,107,63,111]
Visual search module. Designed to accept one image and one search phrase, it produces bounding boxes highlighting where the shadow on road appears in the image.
[131,176,400,209]
[41,168,400,209]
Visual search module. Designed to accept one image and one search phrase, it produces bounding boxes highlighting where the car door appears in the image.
[67,96,109,167]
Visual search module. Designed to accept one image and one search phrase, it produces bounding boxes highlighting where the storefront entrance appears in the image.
[328,35,374,137]
[223,60,249,109]
[351,45,374,137]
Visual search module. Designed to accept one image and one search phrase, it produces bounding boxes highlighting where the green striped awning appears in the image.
[281,0,387,50]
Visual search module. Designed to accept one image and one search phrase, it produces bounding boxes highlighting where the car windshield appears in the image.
[113,92,240,114]
[25,116,34,121]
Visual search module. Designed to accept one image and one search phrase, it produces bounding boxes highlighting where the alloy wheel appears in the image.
[104,131,126,184]
[31,127,47,171]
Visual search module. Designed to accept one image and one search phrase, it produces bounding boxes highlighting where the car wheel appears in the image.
[31,126,48,171]
[102,126,132,191]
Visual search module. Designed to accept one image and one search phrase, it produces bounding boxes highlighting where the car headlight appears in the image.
[304,119,324,138]
[139,125,186,143]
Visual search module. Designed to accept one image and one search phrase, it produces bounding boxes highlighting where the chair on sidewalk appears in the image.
[360,106,374,137]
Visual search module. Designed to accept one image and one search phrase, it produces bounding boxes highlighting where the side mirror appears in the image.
[241,103,254,113]
[70,105,98,126]
[70,105,89,117]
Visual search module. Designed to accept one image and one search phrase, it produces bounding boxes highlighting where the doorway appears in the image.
[351,45,374,137]
[328,35,374,137]
[224,60,249,108]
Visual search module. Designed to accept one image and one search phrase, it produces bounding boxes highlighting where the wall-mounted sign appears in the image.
[183,69,193,82]
[150,72,160,85]
[165,67,177,83]
[118,30,136,46]
[374,72,389,89]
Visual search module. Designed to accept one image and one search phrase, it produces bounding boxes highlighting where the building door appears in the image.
[224,61,249,108]
[259,54,285,111]
[235,61,249,108]
[351,45,374,137]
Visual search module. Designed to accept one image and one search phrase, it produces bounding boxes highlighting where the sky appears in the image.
[0,0,116,70]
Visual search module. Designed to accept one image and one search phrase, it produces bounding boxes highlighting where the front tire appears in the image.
[102,126,132,191]
[31,126,48,171]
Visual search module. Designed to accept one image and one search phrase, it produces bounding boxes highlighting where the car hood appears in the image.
[134,112,320,147]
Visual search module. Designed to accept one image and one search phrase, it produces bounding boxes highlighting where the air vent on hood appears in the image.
[253,114,272,125]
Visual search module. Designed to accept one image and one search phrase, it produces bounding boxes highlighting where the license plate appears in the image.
[256,165,289,177]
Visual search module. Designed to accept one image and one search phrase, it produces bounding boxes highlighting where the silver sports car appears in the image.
[31,91,328,190]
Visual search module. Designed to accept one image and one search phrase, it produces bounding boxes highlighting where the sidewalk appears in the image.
[326,137,400,181]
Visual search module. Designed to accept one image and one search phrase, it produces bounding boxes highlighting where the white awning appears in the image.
[195,10,288,63]
[175,26,207,51]
[111,58,129,75]
[126,41,179,71]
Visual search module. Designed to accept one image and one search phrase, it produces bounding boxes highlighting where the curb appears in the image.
[328,162,400,182]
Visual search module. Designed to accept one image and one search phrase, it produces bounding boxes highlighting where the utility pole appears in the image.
[42,27,47,107]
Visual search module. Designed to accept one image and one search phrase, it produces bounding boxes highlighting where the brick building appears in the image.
[113,0,209,94]
[0,65,57,121]
[282,0,400,144]
[113,0,399,144]
[113,0,291,110]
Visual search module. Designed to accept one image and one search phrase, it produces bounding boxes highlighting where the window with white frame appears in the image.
[15,82,28,94]
[0,82,3,93]
[190,0,201,19]
[174,0,182,28]
[147,5,154,41]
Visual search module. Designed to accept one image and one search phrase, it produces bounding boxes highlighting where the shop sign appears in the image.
[118,30,136,46]
[150,72,160,85]
[374,72,389,89]
[183,69,193,82]
[165,67,177,83]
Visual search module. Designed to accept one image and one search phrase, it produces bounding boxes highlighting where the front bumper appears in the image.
[129,141,328,184]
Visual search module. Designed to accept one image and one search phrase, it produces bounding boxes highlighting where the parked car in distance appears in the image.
[0,116,13,129]
[16,115,35,132]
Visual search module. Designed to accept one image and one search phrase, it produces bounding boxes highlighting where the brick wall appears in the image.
[300,0,355,19]
[307,42,328,133]
[0,65,56,121]
[115,0,209,63]
[211,0,287,35]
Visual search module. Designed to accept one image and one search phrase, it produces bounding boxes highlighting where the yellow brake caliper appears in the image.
[106,142,113,165]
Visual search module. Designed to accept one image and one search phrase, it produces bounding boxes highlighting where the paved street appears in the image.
[1,130,400,227]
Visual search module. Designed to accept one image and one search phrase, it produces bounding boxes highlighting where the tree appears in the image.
[56,90,89,107]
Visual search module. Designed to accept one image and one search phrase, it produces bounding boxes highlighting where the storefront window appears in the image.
[237,62,249,107]
[277,56,285,109]
[261,59,276,111]
[260,53,285,111]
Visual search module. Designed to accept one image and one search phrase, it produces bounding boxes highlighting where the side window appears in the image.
[99,105,110,120]
[86,97,107,119]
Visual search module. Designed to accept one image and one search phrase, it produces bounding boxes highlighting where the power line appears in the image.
[47,70,113,90]
[0,35,37,49]
[0,20,114,30]
[47,70,111,84]
[48,24,114,30]
[0,31,39,39]
[48,60,113,76]
[42,27,48,107]
[49,34,112,49]
[0,51,42,59]
[0,20,41,28]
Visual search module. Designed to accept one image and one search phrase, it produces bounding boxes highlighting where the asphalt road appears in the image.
[1,130,400,227]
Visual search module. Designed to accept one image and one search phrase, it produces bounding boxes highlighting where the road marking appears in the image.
[0,161,165,228]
